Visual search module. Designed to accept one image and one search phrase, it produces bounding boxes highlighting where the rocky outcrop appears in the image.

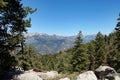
[45,71,60,78]
[36,71,60,79]
[106,73,120,80]
[14,70,60,80]
[15,72,43,80]
[77,71,97,80]
[59,77,70,80]
[76,66,120,80]
[95,65,120,80]
[95,66,114,79]
[10,66,120,80]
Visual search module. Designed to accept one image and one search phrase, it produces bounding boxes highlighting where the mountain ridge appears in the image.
[25,32,95,54]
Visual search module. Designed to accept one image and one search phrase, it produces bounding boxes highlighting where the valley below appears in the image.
[25,32,95,54]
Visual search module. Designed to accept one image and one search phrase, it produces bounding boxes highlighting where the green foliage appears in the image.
[71,31,89,72]
[0,51,17,71]
[17,46,37,70]
[111,14,120,72]
[94,32,107,67]
[115,14,120,51]
[74,31,83,49]
[0,0,35,71]
[87,41,96,70]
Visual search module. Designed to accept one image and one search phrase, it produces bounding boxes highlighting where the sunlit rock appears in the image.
[36,71,60,79]
[59,77,70,80]
[95,65,120,80]
[15,72,43,80]
[77,71,97,80]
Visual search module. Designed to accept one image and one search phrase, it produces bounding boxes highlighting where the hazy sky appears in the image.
[22,0,120,36]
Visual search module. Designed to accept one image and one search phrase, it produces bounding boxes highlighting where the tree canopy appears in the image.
[0,0,36,71]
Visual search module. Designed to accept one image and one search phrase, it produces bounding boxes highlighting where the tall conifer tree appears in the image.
[71,31,89,72]
[115,13,120,51]
[95,32,106,67]
[113,13,120,72]
[0,0,35,71]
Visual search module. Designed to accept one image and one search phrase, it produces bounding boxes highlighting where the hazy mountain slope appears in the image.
[25,33,95,54]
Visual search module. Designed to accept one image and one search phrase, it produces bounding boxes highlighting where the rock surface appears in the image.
[95,65,120,80]
[36,71,60,79]
[45,71,59,78]
[77,71,97,80]
[95,65,116,72]
[15,72,43,80]
[11,66,120,80]
[59,77,70,80]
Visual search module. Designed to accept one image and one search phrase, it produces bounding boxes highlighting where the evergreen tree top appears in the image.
[117,13,120,20]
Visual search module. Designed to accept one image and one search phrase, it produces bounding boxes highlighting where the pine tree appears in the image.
[0,0,35,71]
[115,13,120,51]
[74,31,83,49]
[95,32,107,67]
[18,46,37,70]
[113,13,120,72]
[71,31,89,72]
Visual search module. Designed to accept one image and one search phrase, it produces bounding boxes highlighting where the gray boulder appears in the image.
[36,71,60,79]
[105,73,120,80]
[77,71,97,80]
[15,72,43,80]
[95,65,120,80]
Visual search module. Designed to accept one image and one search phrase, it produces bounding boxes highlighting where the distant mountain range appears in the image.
[25,32,95,54]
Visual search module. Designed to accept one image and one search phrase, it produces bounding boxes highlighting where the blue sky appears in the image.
[22,0,120,36]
